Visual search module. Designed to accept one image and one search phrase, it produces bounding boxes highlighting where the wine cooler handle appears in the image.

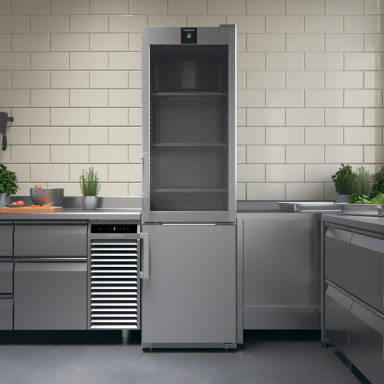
[140,152,149,199]
[140,233,149,279]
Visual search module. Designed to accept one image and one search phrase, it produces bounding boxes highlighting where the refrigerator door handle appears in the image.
[140,233,149,279]
[140,152,149,199]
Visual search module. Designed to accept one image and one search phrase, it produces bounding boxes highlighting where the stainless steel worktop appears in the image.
[0,208,141,221]
[322,212,384,233]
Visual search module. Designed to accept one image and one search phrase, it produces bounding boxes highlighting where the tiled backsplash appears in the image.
[0,0,383,200]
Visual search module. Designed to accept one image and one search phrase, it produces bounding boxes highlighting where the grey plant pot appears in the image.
[82,196,98,210]
[336,194,351,203]
[0,195,10,207]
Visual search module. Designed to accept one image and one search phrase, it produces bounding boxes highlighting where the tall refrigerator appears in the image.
[140,25,237,349]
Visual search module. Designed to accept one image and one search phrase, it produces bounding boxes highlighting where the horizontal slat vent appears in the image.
[90,239,138,329]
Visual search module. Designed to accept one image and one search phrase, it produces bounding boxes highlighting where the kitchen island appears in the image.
[322,212,384,384]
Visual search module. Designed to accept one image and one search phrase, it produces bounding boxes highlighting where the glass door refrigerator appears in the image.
[140,26,237,349]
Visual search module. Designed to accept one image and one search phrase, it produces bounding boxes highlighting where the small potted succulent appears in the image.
[80,167,101,210]
[0,164,19,207]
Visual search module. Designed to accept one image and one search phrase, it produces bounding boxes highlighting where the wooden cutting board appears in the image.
[0,206,63,213]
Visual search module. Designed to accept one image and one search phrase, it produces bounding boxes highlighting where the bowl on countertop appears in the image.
[30,188,64,206]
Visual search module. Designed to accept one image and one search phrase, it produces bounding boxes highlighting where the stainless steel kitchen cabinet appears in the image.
[0,222,13,256]
[325,282,352,358]
[350,233,384,313]
[0,296,13,330]
[325,226,353,291]
[14,222,87,257]
[237,212,322,340]
[350,299,384,384]
[14,260,87,330]
[0,260,13,293]
[141,224,236,347]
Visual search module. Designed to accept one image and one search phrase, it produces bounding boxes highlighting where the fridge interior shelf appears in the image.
[152,92,227,97]
[151,143,227,147]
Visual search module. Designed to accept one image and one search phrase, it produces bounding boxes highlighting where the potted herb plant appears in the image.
[353,166,371,196]
[0,164,19,207]
[370,166,384,199]
[331,164,356,202]
[80,167,101,210]
[332,164,371,202]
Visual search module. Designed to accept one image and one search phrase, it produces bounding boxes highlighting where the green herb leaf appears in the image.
[79,167,101,196]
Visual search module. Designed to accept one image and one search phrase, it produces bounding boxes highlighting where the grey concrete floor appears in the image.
[0,330,369,384]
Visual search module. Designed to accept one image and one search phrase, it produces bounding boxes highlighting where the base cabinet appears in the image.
[14,261,87,330]
[0,297,13,330]
[325,283,352,358]
[350,301,384,384]
[323,219,384,384]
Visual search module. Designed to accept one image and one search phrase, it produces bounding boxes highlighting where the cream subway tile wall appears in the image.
[0,1,383,200]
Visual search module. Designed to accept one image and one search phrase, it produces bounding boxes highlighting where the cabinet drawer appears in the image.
[325,227,353,291]
[350,301,384,384]
[14,223,87,257]
[14,261,87,330]
[0,223,13,256]
[0,297,13,330]
[325,283,352,358]
[0,262,13,293]
[350,234,384,313]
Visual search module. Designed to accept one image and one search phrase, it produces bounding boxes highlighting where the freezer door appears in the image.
[142,224,236,344]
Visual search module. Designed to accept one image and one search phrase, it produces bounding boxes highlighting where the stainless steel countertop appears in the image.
[0,208,141,221]
[322,212,384,234]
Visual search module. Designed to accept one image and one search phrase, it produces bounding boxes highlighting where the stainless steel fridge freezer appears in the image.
[140,26,237,349]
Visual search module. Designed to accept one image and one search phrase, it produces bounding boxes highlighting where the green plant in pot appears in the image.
[332,164,371,202]
[331,163,355,202]
[0,164,19,207]
[370,166,384,199]
[80,167,101,210]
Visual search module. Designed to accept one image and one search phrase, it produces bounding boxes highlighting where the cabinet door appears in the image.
[0,223,13,256]
[14,261,87,330]
[0,261,13,293]
[350,233,384,313]
[325,284,352,358]
[325,227,353,291]
[0,297,13,330]
[142,224,236,344]
[14,223,87,257]
[350,301,384,384]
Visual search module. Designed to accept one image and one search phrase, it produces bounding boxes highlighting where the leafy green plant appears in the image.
[0,164,19,196]
[370,166,384,199]
[79,167,101,196]
[353,166,371,196]
[331,163,355,195]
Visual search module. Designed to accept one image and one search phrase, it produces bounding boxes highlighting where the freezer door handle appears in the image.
[140,233,149,279]
[140,152,149,199]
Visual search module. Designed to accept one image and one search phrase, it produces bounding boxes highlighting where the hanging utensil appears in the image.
[0,112,14,151]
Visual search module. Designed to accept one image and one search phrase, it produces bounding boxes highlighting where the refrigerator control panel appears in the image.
[181,28,197,44]
[91,224,137,233]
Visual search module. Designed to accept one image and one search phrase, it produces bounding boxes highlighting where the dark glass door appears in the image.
[149,45,229,212]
